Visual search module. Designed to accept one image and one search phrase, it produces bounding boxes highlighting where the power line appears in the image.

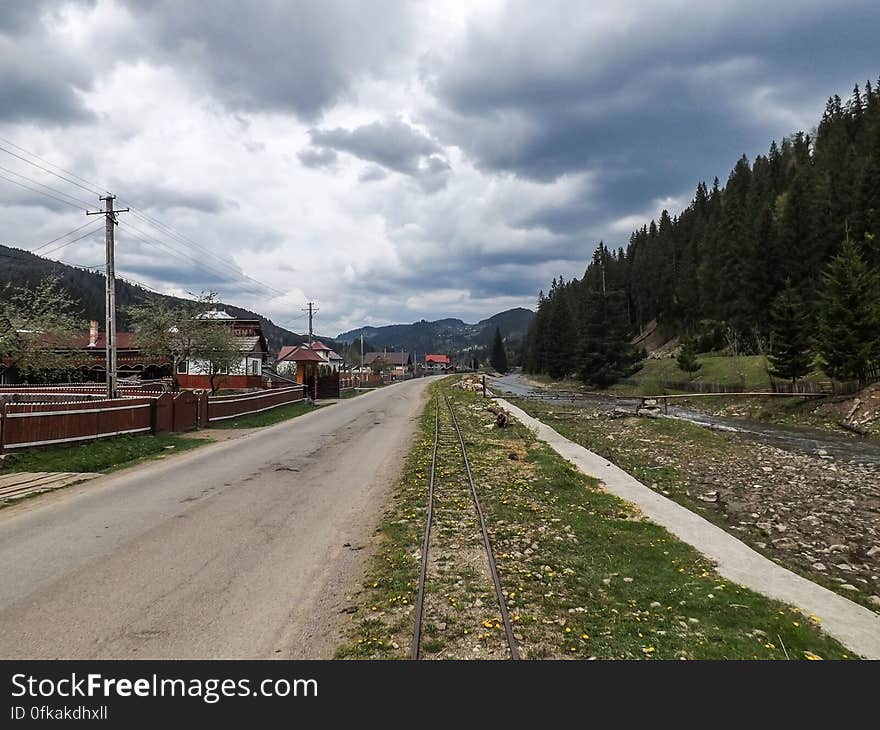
[0,141,104,196]
[121,222,272,299]
[29,219,99,253]
[123,206,290,299]
[0,136,292,302]
[122,218,289,301]
[0,170,90,211]
[39,224,104,257]
[0,164,94,209]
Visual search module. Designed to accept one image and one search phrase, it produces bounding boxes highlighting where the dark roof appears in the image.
[309,340,331,351]
[74,332,136,349]
[277,345,324,362]
[365,351,411,366]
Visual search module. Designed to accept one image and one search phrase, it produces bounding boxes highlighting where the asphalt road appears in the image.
[0,378,433,658]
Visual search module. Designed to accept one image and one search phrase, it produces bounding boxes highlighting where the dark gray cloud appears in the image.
[108,180,230,214]
[0,2,97,124]
[358,165,388,183]
[308,119,443,175]
[297,147,338,169]
[425,0,880,226]
[3,1,880,332]
[124,0,417,120]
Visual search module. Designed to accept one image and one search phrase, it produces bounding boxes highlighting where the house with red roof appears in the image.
[275,345,324,397]
[424,353,451,372]
[0,319,172,385]
[308,340,344,371]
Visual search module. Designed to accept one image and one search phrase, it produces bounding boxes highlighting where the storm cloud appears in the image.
[0,0,877,333]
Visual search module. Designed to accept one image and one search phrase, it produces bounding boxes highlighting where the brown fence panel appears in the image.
[317,373,340,399]
[197,392,208,428]
[1,397,153,451]
[206,386,304,423]
[172,391,199,432]
[153,393,174,434]
[96,398,153,438]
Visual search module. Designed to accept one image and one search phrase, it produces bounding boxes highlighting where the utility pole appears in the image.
[360,333,364,373]
[87,194,128,398]
[302,301,319,347]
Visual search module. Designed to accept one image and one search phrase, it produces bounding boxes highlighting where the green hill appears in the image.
[0,244,308,353]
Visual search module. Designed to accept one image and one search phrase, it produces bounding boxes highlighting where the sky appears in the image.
[0,0,878,337]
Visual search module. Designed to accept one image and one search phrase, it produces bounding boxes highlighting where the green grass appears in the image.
[0,433,209,474]
[622,355,774,392]
[209,401,318,429]
[337,378,851,660]
[615,354,831,395]
[510,396,880,615]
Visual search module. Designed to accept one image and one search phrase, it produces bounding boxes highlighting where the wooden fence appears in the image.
[206,386,304,423]
[0,383,307,451]
[317,373,340,399]
[618,376,877,397]
[0,397,154,450]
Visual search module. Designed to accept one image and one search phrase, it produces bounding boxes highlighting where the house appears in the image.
[424,353,451,372]
[364,351,412,378]
[177,311,268,390]
[0,320,171,384]
[309,340,345,371]
[275,345,324,398]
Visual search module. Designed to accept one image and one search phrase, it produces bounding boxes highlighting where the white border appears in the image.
[3,427,151,449]
[208,397,303,422]
[5,403,151,418]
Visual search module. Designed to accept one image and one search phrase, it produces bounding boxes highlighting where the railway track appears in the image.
[411,391,519,660]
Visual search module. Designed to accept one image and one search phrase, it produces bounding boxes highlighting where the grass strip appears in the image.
[1,432,209,475]
[337,379,851,660]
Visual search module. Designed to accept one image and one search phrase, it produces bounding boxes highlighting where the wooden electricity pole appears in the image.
[302,301,319,347]
[87,194,128,398]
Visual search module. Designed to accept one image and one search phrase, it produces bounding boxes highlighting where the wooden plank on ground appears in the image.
[0,472,101,501]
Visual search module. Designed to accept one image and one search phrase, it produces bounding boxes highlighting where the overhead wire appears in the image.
[0,170,91,211]
[28,219,99,254]
[39,224,104,257]
[0,141,104,196]
[0,137,295,305]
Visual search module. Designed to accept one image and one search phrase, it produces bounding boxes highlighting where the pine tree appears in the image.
[768,280,813,383]
[816,238,880,384]
[676,336,702,379]
[578,289,638,388]
[546,295,576,379]
[490,327,508,374]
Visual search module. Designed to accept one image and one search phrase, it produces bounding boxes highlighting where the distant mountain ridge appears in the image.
[337,307,535,355]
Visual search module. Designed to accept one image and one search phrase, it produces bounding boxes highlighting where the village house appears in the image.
[177,311,268,390]
[309,340,345,371]
[0,319,171,385]
[274,345,324,398]
[363,351,412,378]
[424,353,451,372]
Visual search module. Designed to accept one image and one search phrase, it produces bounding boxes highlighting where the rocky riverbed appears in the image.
[517,404,880,614]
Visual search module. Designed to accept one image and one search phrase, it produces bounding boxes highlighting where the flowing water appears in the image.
[489,373,880,466]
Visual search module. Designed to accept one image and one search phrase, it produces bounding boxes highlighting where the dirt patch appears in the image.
[813,384,880,436]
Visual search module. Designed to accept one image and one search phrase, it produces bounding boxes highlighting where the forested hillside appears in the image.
[525,77,880,387]
[0,245,307,353]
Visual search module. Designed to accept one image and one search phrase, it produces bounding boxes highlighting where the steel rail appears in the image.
[443,392,520,660]
[411,402,440,659]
